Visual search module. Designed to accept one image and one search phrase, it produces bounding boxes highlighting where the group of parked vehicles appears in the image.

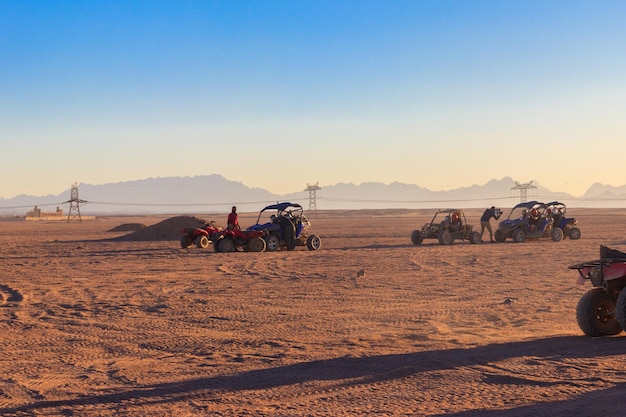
[180,202,322,253]
[177,199,626,338]
[411,200,581,246]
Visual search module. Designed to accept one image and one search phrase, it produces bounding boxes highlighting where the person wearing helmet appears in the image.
[528,208,540,231]
[449,212,462,232]
[227,206,240,230]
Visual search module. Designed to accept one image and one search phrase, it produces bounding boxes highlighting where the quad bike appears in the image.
[180,222,221,249]
[494,201,563,243]
[545,201,581,240]
[569,245,626,336]
[212,228,267,253]
[247,202,322,251]
[411,209,481,245]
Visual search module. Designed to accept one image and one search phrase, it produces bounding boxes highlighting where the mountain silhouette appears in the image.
[0,175,624,215]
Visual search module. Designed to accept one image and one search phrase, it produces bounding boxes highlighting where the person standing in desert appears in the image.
[480,206,502,242]
[227,206,240,230]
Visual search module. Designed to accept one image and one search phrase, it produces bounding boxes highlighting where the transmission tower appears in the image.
[305,182,321,210]
[66,183,87,222]
[511,180,537,203]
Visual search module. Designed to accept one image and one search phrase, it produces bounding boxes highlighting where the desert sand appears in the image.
[1,208,626,416]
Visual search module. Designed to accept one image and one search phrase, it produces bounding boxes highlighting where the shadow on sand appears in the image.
[2,335,625,415]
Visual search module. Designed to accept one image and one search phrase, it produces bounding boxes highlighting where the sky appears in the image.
[1,0,625,199]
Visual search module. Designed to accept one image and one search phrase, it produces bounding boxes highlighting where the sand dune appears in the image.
[1,209,625,416]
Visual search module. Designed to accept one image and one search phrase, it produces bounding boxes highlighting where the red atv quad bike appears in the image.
[212,228,267,253]
[180,222,221,249]
[569,245,626,337]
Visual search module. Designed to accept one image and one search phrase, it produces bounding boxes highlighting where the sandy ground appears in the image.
[1,208,626,416]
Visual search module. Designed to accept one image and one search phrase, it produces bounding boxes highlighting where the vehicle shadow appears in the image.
[2,335,625,414]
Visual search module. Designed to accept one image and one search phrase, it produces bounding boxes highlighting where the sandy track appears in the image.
[0,209,626,416]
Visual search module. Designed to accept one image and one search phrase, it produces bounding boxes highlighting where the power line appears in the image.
[2,195,626,211]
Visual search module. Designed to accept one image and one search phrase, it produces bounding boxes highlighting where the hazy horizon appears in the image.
[2,1,625,199]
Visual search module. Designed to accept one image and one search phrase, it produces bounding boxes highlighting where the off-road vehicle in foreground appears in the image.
[247,202,321,251]
[569,245,626,336]
[411,209,481,245]
[494,201,563,243]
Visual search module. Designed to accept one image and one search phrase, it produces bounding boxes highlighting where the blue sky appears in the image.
[1,0,625,198]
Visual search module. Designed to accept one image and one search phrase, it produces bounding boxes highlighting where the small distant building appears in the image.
[25,206,94,221]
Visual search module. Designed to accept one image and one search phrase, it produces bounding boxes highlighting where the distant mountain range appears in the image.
[1,175,625,215]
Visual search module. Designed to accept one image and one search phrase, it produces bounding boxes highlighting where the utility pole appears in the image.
[66,183,87,222]
[305,182,321,210]
[511,180,537,203]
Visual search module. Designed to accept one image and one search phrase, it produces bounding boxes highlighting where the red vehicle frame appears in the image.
[212,228,267,252]
[180,222,222,249]
[569,245,626,337]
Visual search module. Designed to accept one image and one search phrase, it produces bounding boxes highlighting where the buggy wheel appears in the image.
[438,230,452,245]
[306,234,322,250]
[180,235,193,248]
[411,230,423,245]
[218,238,235,253]
[551,227,563,242]
[265,235,280,251]
[195,235,210,249]
[569,227,581,240]
[248,237,266,252]
[616,290,626,332]
[494,229,506,243]
[469,231,481,244]
[576,288,621,337]
[213,238,221,252]
[512,228,525,243]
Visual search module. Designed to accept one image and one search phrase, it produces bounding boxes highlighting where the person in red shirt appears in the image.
[227,206,240,230]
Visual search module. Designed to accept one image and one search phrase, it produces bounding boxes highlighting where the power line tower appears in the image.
[66,182,87,222]
[511,180,537,203]
[305,182,321,210]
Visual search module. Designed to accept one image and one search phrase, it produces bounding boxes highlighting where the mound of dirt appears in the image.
[108,223,146,232]
[113,216,207,241]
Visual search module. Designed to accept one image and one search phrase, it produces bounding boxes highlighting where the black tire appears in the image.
[576,288,622,337]
[494,229,506,243]
[218,238,235,253]
[469,231,481,244]
[616,290,626,332]
[195,235,210,249]
[438,230,452,245]
[569,227,581,240]
[248,237,266,252]
[180,235,193,248]
[306,234,321,250]
[213,238,221,252]
[411,230,423,245]
[512,228,525,243]
[551,227,563,242]
[265,234,280,251]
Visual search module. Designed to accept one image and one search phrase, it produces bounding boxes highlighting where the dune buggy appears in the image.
[494,201,563,243]
[545,201,581,240]
[180,221,221,249]
[411,209,481,245]
[247,202,322,251]
[569,245,626,336]
[212,228,267,253]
